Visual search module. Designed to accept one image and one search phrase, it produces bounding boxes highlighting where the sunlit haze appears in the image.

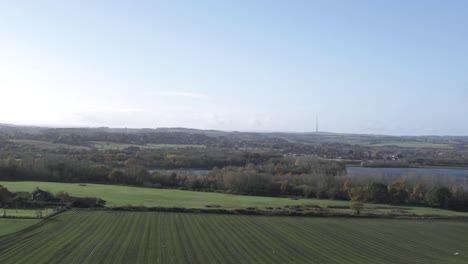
[1,1,468,135]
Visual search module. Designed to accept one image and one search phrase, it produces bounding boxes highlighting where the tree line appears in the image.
[1,145,467,211]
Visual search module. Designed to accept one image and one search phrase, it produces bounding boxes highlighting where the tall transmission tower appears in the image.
[316,116,319,133]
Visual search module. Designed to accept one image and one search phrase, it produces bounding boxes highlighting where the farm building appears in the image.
[31,187,54,202]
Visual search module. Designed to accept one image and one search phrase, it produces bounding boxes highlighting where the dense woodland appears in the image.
[1,124,468,211]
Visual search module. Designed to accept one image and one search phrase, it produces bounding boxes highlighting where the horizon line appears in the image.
[0,122,466,138]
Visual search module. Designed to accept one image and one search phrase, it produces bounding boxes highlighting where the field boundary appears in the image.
[0,210,66,240]
[89,206,468,220]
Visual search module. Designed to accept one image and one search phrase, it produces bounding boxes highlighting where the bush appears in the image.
[425,186,452,209]
[366,182,388,203]
[350,201,364,215]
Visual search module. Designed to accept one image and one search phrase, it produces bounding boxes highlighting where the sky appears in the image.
[0,0,467,135]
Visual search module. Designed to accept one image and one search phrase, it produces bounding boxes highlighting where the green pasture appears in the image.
[92,141,204,150]
[1,209,49,218]
[364,141,452,149]
[8,139,204,150]
[0,218,40,237]
[2,181,467,216]
[8,139,89,150]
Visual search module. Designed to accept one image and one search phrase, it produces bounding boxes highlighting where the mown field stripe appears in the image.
[1,211,468,264]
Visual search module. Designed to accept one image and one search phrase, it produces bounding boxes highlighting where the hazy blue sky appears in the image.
[1,1,467,135]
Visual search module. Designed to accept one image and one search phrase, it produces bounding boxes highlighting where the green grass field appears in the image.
[0,210,467,263]
[8,139,90,150]
[0,181,351,208]
[0,218,40,237]
[92,141,204,150]
[2,181,467,216]
[2,209,48,218]
[8,139,204,150]
[364,141,452,149]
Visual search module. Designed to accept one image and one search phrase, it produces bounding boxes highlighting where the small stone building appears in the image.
[31,187,53,202]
